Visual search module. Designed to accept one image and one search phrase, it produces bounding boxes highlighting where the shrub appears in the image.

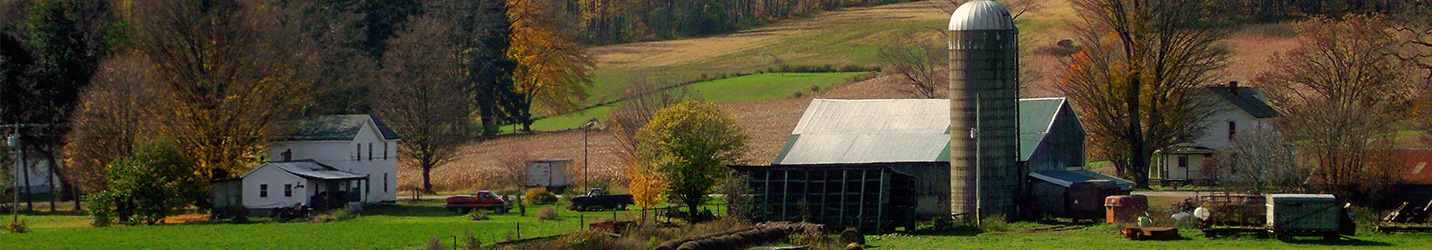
[425,237,443,250]
[978,214,1011,232]
[524,188,557,206]
[462,232,483,250]
[788,231,834,250]
[469,210,490,221]
[537,206,560,221]
[5,221,27,233]
[310,209,357,223]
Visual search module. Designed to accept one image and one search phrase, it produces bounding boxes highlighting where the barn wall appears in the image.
[888,162,950,217]
[1026,105,1086,174]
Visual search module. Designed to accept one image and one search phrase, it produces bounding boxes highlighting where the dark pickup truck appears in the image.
[445,190,512,214]
[569,188,634,211]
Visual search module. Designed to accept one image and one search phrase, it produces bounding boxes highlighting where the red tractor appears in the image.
[445,190,512,214]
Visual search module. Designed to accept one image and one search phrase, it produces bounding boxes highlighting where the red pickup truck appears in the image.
[445,190,512,214]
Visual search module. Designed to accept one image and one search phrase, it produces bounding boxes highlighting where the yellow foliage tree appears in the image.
[508,0,595,131]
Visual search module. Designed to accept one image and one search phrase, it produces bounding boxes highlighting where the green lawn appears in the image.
[520,72,865,131]
[868,223,1432,250]
[0,202,656,249]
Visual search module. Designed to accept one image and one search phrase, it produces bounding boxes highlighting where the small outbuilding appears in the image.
[214,161,368,210]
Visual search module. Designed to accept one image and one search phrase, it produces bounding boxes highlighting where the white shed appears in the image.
[218,161,367,209]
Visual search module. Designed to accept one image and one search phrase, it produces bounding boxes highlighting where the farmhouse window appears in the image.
[1228,121,1237,141]
[383,142,388,160]
[284,184,292,197]
[369,143,374,161]
[384,173,389,193]
[1178,156,1189,168]
[356,143,361,160]
[260,184,269,198]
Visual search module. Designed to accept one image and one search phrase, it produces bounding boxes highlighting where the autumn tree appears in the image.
[1257,15,1410,203]
[130,0,314,187]
[508,0,597,131]
[375,11,475,194]
[1388,0,1432,143]
[636,101,747,220]
[608,78,689,208]
[62,54,160,198]
[1058,0,1231,188]
[1204,130,1307,194]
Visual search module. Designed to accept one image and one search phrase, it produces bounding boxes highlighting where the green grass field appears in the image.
[866,223,1432,250]
[520,72,865,131]
[0,201,680,250]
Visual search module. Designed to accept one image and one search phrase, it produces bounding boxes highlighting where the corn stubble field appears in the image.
[8,1,1431,249]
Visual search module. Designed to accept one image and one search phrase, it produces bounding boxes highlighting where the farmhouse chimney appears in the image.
[948,0,1020,218]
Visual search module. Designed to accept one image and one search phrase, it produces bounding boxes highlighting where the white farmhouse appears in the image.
[1151,82,1279,185]
[213,114,401,210]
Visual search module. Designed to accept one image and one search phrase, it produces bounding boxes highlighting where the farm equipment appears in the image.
[1197,193,1269,238]
[1265,194,1354,242]
[1377,200,1432,232]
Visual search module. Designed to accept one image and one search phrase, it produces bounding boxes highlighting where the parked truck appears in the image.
[445,190,512,214]
[569,188,635,211]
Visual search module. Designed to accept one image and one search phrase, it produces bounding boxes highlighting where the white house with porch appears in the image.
[213,114,401,210]
[1151,82,1278,185]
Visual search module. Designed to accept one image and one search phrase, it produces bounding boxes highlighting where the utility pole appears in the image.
[582,119,598,193]
[974,92,982,226]
[9,131,20,224]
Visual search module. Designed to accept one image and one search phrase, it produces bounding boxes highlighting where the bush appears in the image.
[86,140,201,226]
[978,214,1011,232]
[5,221,27,233]
[462,232,483,250]
[310,209,357,223]
[425,237,443,250]
[537,206,560,221]
[469,210,490,221]
[524,188,557,206]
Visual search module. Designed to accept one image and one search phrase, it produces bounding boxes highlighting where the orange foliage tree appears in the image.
[508,0,596,131]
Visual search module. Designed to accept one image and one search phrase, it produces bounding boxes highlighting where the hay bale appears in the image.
[839,228,864,246]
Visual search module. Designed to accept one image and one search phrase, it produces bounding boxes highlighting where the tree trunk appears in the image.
[1126,75,1150,189]
[686,199,699,222]
[422,163,433,194]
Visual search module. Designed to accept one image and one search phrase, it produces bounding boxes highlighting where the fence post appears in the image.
[516,222,521,239]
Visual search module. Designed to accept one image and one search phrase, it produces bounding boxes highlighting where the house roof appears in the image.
[278,114,401,141]
[1029,169,1135,191]
[773,98,1077,165]
[1394,149,1432,185]
[1207,85,1279,119]
[251,161,366,180]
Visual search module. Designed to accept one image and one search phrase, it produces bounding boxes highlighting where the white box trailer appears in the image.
[1266,194,1344,241]
[526,159,573,192]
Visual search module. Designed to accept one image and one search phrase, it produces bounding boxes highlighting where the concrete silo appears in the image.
[948,0,1020,218]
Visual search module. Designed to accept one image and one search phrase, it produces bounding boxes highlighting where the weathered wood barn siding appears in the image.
[732,164,917,233]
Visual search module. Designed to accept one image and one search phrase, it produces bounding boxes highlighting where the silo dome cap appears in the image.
[948,0,1016,31]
